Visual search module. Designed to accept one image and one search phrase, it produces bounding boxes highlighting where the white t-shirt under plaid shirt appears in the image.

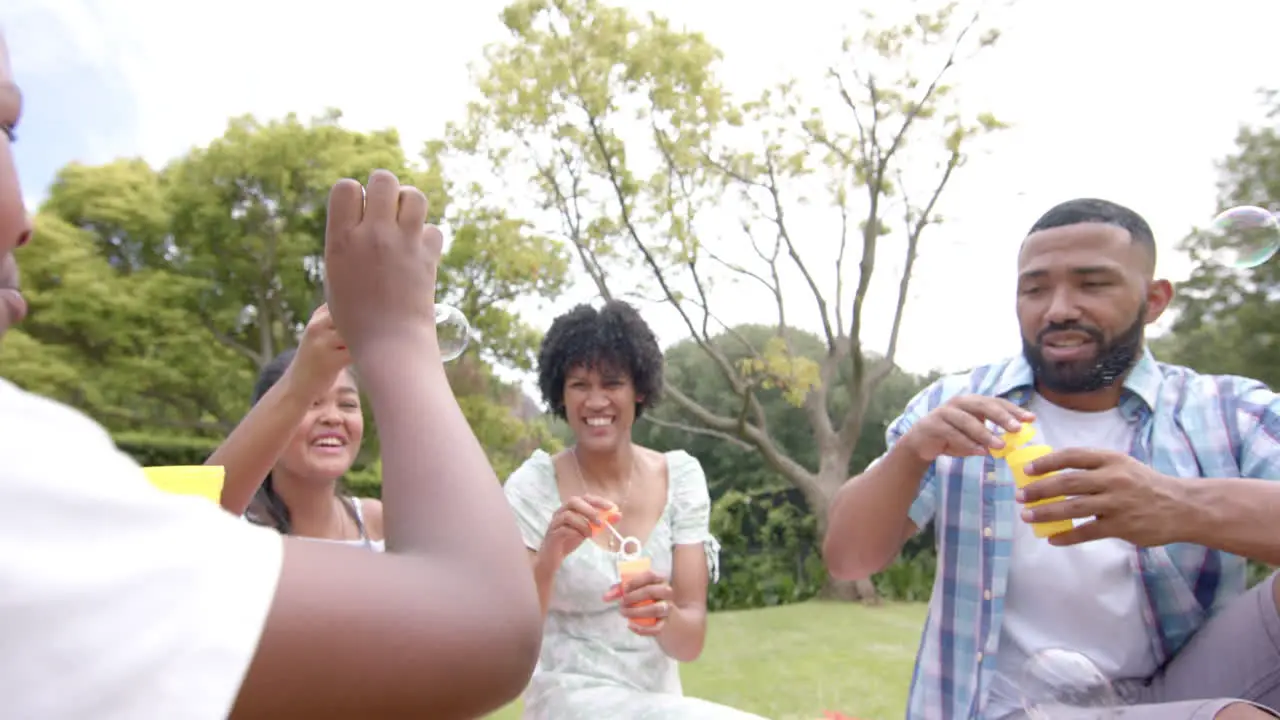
[0,379,284,719]
[880,350,1280,720]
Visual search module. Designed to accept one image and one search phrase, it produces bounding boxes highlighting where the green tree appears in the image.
[449,0,1003,600]
[634,324,936,608]
[8,110,572,475]
[0,213,249,433]
[1150,90,1280,590]
[1157,89,1280,390]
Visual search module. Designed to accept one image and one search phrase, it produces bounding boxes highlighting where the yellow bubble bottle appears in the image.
[142,465,225,504]
[989,424,1073,539]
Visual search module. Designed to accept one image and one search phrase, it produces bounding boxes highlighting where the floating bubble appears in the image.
[435,304,471,362]
[1208,205,1280,269]
[1021,648,1120,719]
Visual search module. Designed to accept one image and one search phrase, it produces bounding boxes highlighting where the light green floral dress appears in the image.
[503,449,771,720]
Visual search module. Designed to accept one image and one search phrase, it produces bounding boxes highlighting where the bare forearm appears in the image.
[531,551,560,618]
[355,332,533,592]
[208,371,313,515]
[825,442,931,581]
[1180,478,1280,565]
[657,605,706,662]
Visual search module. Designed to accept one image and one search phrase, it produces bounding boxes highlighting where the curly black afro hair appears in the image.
[537,300,665,420]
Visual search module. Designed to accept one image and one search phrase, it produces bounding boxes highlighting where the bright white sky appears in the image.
[7,0,1279,380]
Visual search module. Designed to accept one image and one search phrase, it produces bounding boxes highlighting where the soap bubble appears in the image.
[1021,648,1120,719]
[435,304,470,362]
[1208,206,1280,269]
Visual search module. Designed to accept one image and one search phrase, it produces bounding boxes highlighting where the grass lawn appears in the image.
[485,600,927,720]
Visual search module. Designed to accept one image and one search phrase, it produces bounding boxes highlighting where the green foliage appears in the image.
[1,214,249,434]
[640,324,936,609]
[874,550,937,603]
[345,465,384,499]
[9,107,569,494]
[706,486,935,610]
[113,432,222,467]
[638,325,935,497]
[708,488,824,610]
[1159,89,1280,389]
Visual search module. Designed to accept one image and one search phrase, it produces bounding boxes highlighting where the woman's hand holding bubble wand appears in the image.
[595,512,671,632]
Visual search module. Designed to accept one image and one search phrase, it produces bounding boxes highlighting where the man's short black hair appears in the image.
[1027,197,1157,264]
[537,299,665,420]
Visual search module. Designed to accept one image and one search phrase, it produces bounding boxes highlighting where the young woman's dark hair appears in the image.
[244,348,361,533]
[536,299,665,420]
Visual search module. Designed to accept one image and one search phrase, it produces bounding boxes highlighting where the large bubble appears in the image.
[1208,205,1280,269]
[1021,648,1120,719]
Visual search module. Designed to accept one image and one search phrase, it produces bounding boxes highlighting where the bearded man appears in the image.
[825,198,1280,720]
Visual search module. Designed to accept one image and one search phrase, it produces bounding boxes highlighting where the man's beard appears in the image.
[1022,308,1146,394]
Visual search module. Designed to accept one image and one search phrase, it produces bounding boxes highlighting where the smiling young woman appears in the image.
[501,300,766,720]
[207,305,384,549]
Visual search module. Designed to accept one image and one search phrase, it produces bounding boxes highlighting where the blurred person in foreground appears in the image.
[0,31,541,719]
[825,198,1280,719]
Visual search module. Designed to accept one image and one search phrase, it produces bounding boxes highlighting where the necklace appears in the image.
[571,446,635,553]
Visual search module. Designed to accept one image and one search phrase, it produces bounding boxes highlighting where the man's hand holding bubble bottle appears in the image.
[990,423,1074,539]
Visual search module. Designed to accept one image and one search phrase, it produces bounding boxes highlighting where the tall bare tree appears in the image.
[451,0,1006,600]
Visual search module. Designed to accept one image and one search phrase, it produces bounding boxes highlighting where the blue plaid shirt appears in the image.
[885,349,1280,719]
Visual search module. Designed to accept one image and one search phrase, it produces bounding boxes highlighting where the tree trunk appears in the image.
[804,469,883,605]
[819,575,882,604]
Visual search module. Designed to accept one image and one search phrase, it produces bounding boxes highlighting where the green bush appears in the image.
[874,551,937,602]
[708,488,823,610]
[705,486,939,610]
[345,465,382,498]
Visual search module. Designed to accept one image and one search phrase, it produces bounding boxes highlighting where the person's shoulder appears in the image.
[656,447,704,483]
[503,448,557,499]
[357,497,384,539]
[0,379,140,495]
[0,378,117,449]
[908,357,1025,408]
[1153,361,1274,406]
[509,448,555,478]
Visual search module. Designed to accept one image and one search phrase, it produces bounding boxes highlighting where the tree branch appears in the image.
[575,107,817,489]
[833,17,979,453]
[584,112,750,403]
[663,383,820,495]
[762,151,837,352]
[641,415,752,451]
[200,316,261,366]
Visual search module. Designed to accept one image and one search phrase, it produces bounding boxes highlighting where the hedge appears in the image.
[114,432,222,467]
[114,432,383,498]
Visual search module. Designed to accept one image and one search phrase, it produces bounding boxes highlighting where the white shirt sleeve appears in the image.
[0,380,284,720]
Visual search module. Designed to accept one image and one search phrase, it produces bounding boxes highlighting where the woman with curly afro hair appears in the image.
[503,300,765,719]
